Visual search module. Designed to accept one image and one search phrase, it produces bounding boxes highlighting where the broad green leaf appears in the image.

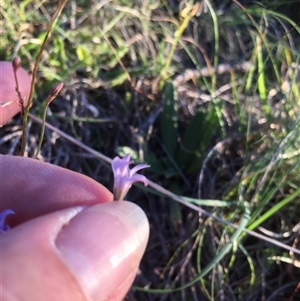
[175,110,205,171]
[185,108,219,174]
[176,107,219,174]
[161,82,178,159]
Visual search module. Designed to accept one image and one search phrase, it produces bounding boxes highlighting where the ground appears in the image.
[1,0,300,300]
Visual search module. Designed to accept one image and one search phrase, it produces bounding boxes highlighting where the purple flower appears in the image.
[0,209,15,233]
[112,154,150,200]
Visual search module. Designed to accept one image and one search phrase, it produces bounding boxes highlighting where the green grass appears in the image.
[1,0,300,300]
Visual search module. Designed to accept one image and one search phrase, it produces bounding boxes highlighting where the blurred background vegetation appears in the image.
[1,0,300,300]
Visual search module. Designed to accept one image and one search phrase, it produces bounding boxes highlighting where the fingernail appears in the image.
[56,201,149,301]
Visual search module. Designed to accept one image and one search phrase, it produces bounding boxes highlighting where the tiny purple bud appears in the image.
[0,209,15,233]
[12,57,21,72]
[112,154,150,201]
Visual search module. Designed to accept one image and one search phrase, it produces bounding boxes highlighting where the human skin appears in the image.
[0,61,150,301]
[0,61,31,126]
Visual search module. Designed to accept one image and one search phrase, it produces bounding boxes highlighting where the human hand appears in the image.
[0,155,149,301]
[0,60,31,126]
[0,60,150,300]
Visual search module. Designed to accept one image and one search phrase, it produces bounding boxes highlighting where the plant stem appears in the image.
[34,104,48,159]
[20,0,68,156]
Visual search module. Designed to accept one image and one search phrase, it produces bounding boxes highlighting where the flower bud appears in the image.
[47,82,64,104]
[12,57,21,72]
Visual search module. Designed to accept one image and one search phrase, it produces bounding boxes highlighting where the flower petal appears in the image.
[130,164,150,177]
[130,174,149,186]
[112,154,131,177]
[0,209,15,233]
[111,154,150,201]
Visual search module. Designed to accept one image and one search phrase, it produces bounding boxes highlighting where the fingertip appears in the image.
[56,201,149,300]
[1,202,149,301]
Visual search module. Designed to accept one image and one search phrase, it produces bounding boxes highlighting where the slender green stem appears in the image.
[34,82,63,158]
[34,104,48,159]
[20,0,68,156]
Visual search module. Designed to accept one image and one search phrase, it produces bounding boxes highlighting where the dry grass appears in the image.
[1,0,300,300]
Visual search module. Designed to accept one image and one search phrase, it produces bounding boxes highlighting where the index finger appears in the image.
[0,155,113,225]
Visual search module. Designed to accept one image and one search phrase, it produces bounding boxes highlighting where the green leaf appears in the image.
[145,154,165,174]
[115,146,139,161]
[53,35,67,62]
[181,196,238,207]
[169,182,182,231]
[175,110,205,171]
[161,82,178,159]
[185,108,220,174]
[76,45,93,66]
[176,107,219,174]
[256,36,270,117]
[107,46,129,68]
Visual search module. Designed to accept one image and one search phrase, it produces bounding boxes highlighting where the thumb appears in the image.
[1,201,149,301]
